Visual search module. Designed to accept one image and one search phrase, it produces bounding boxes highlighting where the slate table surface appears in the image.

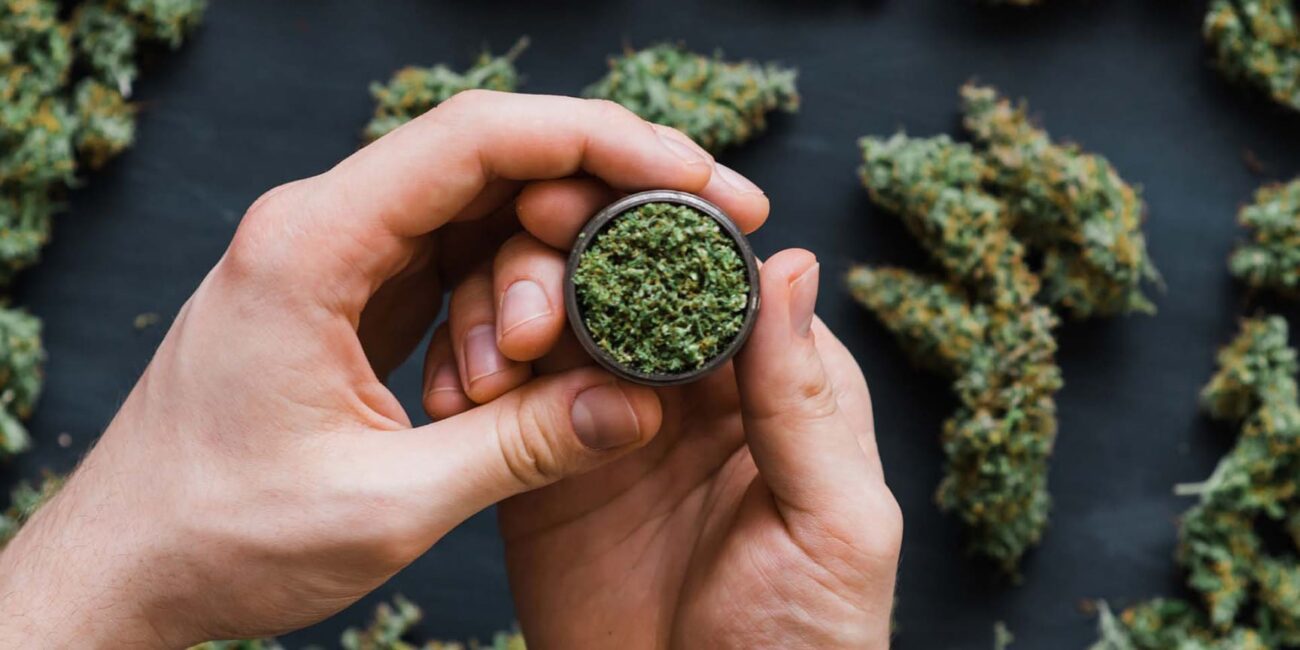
[6,0,1300,647]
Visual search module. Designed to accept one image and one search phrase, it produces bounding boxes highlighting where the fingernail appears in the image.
[571,383,642,450]
[789,262,819,337]
[431,364,460,393]
[465,324,508,383]
[713,163,763,195]
[654,125,710,167]
[499,280,551,336]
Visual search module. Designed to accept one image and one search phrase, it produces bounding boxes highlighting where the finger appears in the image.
[493,233,567,362]
[378,366,663,526]
[516,178,619,250]
[515,165,768,252]
[734,249,877,512]
[229,92,720,317]
[698,162,769,235]
[810,318,882,476]
[423,324,474,420]
[448,267,531,403]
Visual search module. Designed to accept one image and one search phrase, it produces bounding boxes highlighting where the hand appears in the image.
[0,91,770,647]
[434,215,902,644]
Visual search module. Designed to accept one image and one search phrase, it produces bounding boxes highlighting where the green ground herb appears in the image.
[573,202,749,376]
[363,39,527,143]
[1230,177,1300,294]
[583,43,799,153]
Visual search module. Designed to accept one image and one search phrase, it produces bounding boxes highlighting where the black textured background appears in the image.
[5,0,1300,647]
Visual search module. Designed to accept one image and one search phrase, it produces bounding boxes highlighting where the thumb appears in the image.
[382,367,662,524]
[735,249,875,513]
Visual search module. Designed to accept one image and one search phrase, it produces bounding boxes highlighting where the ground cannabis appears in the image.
[583,43,799,153]
[0,0,204,458]
[1092,316,1300,648]
[572,201,749,376]
[1230,177,1300,294]
[363,39,527,143]
[1204,0,1300,114]
[850,84,1158,573]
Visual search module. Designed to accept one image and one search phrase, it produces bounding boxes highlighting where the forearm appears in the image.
[0,443,176,649]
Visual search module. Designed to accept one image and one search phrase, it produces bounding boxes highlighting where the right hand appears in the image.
[434,188,903,647]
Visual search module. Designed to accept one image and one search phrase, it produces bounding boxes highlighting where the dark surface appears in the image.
[4,0,1300,647]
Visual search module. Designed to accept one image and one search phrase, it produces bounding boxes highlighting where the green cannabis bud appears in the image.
[0,0,202,457]
[0,307,43,457]
[340,596,525,650]
[847,266,1061,572]
[859,133,1038,311]
[583,43,799,153]
[1230,177,1300,294]
[188,641,286,650]
[850,84,1158,571]
[573,202,749,375]
[1093,316,1300,648]
[0,473,62,548]
[1204,0,1300,114]
[959,84,1159,318]
[363,38,528,143]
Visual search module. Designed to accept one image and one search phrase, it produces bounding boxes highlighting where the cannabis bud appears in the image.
[0,307,44,457]
[363,38,528,142]
[1093,316,1300,648]
[339,596,525,650]
[1204,0,1300,114]
[850,84,1156,572]
[1230,177,1300,294]
[847,266,1061,573]
[583,43,799,153]
[960,84,1159,318]
[566,191,759,385]
[0,0,204,458]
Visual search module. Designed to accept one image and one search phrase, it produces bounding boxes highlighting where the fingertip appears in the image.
[422,326,476,420]
[700,163,770,234]
[619,381,664,443]
[517,179,618,250]
[493,235,568,362]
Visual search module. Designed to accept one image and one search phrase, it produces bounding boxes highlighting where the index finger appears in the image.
[234,91,717,313]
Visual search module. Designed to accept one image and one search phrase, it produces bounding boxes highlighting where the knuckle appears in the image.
[794,369,840,420]
[495,396,566,490]
[222,183,304,282]
[585,98,637,124]
[437,88,496,116]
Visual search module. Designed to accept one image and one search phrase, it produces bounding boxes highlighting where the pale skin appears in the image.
[0,91,902,649]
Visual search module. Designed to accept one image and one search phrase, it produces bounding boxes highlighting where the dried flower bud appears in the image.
[960,83,1159,318]
[584,43,798,153]
[364,38,528,143]
[1230,177,1300,294]
[1094,316,1300,647]
[1205,0,1300,113]
[859,133,1038,310]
